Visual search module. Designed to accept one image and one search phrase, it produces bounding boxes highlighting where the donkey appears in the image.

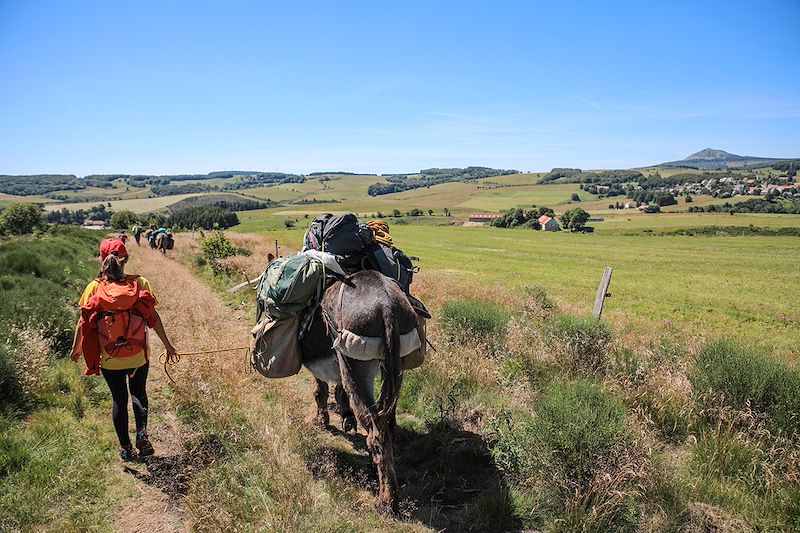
[154,232,173,254]
[300,269,418,515]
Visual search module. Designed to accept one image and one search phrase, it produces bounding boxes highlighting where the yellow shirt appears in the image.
[79,276,154,370]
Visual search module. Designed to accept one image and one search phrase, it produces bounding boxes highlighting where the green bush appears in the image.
[522,284,557,317]
[0,228,101,410]
[109,209,139,229]
[691,340,800,438]
[492,381,629,486]
[490,381,636,530]
[0,203,42,235]
[542,315,613,373]
[200,231,239,275]
[439,300,511,347]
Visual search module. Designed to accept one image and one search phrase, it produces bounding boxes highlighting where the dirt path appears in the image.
[113,243,261,532]
[111,246,194,532]
[111,240,317,531]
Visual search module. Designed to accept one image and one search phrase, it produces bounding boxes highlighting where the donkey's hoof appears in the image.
[342,415,358,434]
[377,500,399,518]
[314,413,330,428]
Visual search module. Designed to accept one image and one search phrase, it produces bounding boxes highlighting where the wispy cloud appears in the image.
[569,93,609,112]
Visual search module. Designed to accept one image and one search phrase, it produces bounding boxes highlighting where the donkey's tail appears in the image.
[377,301,402,424]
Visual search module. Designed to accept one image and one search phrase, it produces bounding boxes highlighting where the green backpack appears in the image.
[256,255,323,322]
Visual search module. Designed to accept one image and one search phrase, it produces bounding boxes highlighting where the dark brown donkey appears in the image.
[300,270,418,515]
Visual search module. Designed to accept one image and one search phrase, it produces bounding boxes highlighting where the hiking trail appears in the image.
[111,239,331,531]
[112,244,258,532]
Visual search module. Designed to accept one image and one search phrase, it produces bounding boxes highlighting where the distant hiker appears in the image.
[70,238,177,461]
[147,227,159,248]
[155,230,174,254]
[132,224,142,246]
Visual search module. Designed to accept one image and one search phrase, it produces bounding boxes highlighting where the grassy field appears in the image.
[243,174,593,215]
[202,228,800,530]
[232,219,800,358]
[42,192,257,214]
[3,222,799,531]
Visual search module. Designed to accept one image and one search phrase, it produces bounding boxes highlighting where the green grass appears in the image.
[232,219,800,357]
[691,340,800,438]
[0,227,123,532]
[439,300,512,345]
[42,192,215,214]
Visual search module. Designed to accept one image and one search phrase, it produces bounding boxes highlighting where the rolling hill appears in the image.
[659,148,795,170]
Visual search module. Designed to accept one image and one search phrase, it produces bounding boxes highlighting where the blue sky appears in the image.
[1,0,798,176]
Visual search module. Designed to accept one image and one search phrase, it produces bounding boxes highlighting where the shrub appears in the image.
[691,340,800,438]
[490,381,638,530]
[522,284,556,317]
[439,300,511,349]
[0,203,42,235]
[200,231,238,275]
[542,315,613,373]
[109,209,139,229]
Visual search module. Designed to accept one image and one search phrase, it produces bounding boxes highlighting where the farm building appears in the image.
[81,219,106,230]
[468,213,499,224]
[538,215,561,231]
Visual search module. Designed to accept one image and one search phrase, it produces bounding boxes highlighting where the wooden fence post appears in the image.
[593,267,613,318]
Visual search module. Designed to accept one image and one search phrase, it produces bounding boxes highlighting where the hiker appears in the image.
[118,230,128,244]
[132,224,142,246]
[70,238,178,461]
[147,227,158,248]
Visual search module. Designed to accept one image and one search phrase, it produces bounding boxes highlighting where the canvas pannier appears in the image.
[257,255,323,321]
[402,312,427,371]
[249,316,302,378]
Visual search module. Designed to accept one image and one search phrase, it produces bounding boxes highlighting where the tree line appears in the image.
[1,171,305,197]
[368,167,519,196]
[0,175,116,196]
[539,168,644,185]
[687,198,800,214]
[491,206,555,229]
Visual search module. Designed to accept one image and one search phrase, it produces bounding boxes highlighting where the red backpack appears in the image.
[94,275,147,358]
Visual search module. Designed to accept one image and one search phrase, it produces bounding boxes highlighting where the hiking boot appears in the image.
[135,431,155,457]
[120,444,137,462]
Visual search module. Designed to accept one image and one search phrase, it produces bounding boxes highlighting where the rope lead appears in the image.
[158,346,249,383]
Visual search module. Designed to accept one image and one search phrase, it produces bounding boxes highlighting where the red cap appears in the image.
[99,239,128,261]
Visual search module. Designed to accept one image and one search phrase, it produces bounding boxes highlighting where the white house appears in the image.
[538,215,561,231]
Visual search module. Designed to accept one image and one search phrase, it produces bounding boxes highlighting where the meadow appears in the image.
[2,208,800,531]
[195,227,800,530]
[231,220,800,358]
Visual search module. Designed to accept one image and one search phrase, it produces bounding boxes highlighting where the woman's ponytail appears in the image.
[99,254,126,282]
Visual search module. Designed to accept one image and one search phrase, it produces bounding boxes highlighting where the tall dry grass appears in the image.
[129,240,428,532]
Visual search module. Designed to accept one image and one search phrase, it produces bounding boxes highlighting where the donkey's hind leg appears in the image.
[334,383,357,433]
[337,357,398,515]
[313,378,329,428]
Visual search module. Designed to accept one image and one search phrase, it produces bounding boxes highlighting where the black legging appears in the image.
[101,363,149,447]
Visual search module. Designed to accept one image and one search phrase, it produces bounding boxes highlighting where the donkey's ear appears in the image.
[267,253,275,263]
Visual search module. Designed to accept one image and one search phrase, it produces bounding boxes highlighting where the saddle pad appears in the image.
[332,328,421,362]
